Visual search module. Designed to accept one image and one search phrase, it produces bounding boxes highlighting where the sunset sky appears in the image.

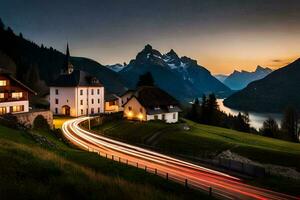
[1,0,300,74]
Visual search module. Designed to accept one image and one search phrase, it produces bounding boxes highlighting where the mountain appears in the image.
[223,66,272,90]
[224,58,300,112]
[214,74,228,82]
[119,44,231,102]
[106,63,126,72]
[0,20,127,97]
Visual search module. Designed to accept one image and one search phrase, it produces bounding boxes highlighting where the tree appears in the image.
[206,93,219,125]
[0,18,4,30]
[260,117,279,137]
[281,107,299,141]
[188,98,200,121]
[234,112,250,132]
[33,115,50,130]
[136,72,155,87]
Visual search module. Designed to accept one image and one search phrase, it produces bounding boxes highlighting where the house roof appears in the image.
[105,92,119,101]
[135,86,179,107]
[123,86,181,114]
[50,70,103,87]
[0,69,37,95]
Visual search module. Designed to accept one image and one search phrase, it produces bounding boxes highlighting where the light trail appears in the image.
[62,117,300,200]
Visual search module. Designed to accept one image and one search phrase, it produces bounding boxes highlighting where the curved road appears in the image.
[62,117,299,200]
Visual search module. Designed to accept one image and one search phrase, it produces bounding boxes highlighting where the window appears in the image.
[80,90,83,95]
[128,106,132,111]
[55,98,59,104]
[91,89,94,95]
[98,108,100,113]
[97,89,100,94]
[91,99,94,104]
[0,107,6,115]
[173,113,176,119]
[10,105,24,113]
[140,108,143,113]
[81,109,83,115]
[162,114,165,121]
[154,115,158,120]
[55,108,58,114]
[98,99,100,104]
[55,89,58,95]
[80,100,83,105]
[86,108,88,114]
[169,105,174,109]
[0,93,4,98]
[109,101,115,106]
[12,92,23,99]
[0,80,7,86]
[91,108,94,114]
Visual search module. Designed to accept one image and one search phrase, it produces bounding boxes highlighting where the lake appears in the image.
[217,99,283,130]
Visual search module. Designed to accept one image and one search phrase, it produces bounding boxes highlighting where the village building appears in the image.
[104,93,123,113]
[123,86,181,123]
[0,69,36,115]
[49,45,104,117]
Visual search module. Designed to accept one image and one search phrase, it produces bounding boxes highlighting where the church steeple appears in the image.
[63,43,74,74]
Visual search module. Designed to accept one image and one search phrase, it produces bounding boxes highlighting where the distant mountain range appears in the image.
[215,66,272,90]
[106,63,126,72]
[117,45,231,102]
[224,58,300,112]
[214,74,228,82]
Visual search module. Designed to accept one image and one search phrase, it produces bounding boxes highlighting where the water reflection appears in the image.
[217,99,282,130]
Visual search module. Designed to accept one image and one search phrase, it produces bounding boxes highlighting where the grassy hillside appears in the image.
[0,124,212,200]
[93,119,300,195]
[93,119,300,169]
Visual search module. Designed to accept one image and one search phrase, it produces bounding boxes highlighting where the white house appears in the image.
[49,45,104,117]
[123,86,181,123]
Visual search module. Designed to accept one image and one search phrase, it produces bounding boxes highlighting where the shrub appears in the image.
[33,115,50,130]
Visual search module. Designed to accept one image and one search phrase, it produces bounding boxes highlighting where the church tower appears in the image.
[63,43,74,74]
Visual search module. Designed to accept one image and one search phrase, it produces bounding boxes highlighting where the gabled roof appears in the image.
[123,86,181,114]
[50,70,103,87]
[135,86,179,107]
[0,69,37,95]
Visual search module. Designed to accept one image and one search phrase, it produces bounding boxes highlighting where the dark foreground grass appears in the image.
[0,125,213,200]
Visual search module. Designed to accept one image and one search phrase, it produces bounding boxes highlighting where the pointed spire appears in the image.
[63,43,73,74]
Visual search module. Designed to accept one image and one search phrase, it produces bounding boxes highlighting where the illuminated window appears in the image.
[0,107,6,115]
[0,93,4,98]
[0,80,7,86]
[12,92,23,99]
[11,105,24,113]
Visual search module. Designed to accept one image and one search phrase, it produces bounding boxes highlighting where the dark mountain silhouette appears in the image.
[119,44,230,102]
[0,19,126,96]
[223,66,272,90]
[224,58,300,112]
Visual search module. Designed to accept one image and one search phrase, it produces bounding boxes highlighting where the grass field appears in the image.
[0,124,213,200]
[94,119,300,169]
[93,119,300,195]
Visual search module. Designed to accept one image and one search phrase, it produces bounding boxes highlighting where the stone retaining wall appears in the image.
[14,110,53,129]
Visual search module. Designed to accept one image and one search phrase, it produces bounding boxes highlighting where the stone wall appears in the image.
[14,109,53,129]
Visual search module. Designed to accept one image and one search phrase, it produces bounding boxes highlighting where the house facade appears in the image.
[123,86,181,123]
[49,45,104,117]
[0,70,36,115]
[105,93,123,113]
